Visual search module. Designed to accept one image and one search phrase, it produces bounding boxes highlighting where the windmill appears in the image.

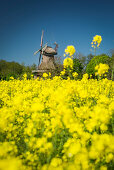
[34,30,47,66]
[32,30,58,78]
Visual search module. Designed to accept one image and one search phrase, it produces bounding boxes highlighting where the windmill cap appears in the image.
[42,46,57,56]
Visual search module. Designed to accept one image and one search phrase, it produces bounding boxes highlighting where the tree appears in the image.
[74,52,86,67]
[73,58,83,78]
[0,60,34,80]
[110,49,114,80]
[50,56,63,77]
[30,63,37,70]
[0,60,24,80]
[86,54,94,65]
[86,54,112,78]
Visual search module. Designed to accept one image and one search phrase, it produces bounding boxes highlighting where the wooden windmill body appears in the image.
[32,31,58,78]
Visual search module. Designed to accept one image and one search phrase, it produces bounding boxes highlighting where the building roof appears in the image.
[42,46,57,56]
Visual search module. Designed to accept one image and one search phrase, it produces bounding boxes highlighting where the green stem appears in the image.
[94,46,96,56]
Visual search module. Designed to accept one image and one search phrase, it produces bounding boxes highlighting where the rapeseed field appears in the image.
[0,75,114,170]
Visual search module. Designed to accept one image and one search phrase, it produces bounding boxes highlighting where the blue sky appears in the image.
[0,0,114,65]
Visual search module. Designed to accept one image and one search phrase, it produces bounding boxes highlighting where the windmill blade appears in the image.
[38,52,42,66]
[34,30,44,55]
[40,30,44,47]
[42,43,47,52]
[34,49,41,55]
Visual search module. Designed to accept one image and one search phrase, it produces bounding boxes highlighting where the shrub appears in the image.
[86,54,111,78]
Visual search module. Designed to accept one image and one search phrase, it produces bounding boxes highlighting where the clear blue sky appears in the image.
[0,0,114,65]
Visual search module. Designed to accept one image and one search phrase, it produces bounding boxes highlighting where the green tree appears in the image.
[86,54,112,78]
[0,60,34,80]
[86,54,94,65]
[73,58,83,79]
[110,49,114,80]
[30,63,37,70]
[74,52,86,68]
[0,60,24,80]
[51,56,63,77]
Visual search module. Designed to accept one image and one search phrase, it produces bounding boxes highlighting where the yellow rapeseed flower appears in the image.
[95,63,109,76]
[64,45,76,57]
[63,57,73,69]
[0,75,113,170]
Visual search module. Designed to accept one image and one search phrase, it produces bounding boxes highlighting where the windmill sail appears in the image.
[34,49,40,55]
[38,30,44,65]
[38,54,41,66]
[40,30,44,47]
[34,30,44,66]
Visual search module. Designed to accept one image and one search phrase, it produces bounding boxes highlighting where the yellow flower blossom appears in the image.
[91,35,102,55]
[0,76,113,169]
[95,63,109,76]
[64,45,76,57]
[50,158,62,167]
[72,72,78,78]
[63,57,73,69]
[43,72,48,78]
